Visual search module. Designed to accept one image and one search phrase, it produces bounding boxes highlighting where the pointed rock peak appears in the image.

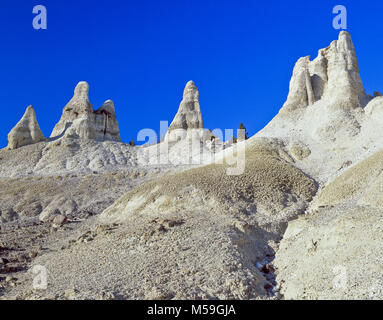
[24,105,37,118]
[184,80,196,91]
[7,105,45,150]
[21,105,38,121]
[183,80,199,100]
[185,80,195,87]
[98,100,116,117]
[324,31,366,105]
[165,81,204,142]
[73,81,90,100]
[26,104,34,110]
[328,31,356,57]
[50,82,93,137]
[339,30,351,39]
[338,30,353,46]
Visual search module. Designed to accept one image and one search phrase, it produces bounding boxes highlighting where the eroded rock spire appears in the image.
[51,82,121,142]
[165,81,204,142]
[281,31,367,113]
[50,81,93,138]
[7,105,45,150]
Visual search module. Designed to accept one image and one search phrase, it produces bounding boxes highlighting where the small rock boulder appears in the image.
[52,215,68,227]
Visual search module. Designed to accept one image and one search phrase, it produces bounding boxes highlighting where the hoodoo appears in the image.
[7,105,45,150]
[165,81,204,142]
[51,81,121,142]
[281,31,368,114]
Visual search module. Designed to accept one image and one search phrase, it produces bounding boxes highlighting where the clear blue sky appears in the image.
[1,0,383,147]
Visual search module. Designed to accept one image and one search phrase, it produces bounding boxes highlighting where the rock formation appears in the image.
[258,31,377,160]
[282,56,315,112]
[92,100,121,141]
[51,82,121,142]
[50,81,93,137]
[2,31,383,300]
[281,31,368,113]
[7,105,45,150]
[165,81,204,142]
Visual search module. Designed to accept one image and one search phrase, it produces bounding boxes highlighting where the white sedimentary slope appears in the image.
[7,105,45,150]
[275,149,383,299]
[22,138,317,299]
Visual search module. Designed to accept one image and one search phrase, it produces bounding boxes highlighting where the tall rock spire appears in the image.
[281,31,367,114]
[50,81,92,137]
[323,31,366,105]
[7,105,45,150]
[165,81,204,142]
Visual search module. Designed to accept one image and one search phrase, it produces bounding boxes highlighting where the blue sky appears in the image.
[1,0,383,147]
